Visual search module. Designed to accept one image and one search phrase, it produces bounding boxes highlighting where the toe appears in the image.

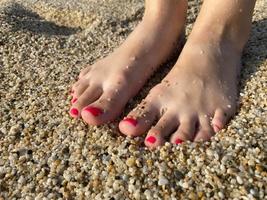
[170,116,197,144]
[194,115,215,142]
[119,100,159,137]
[211,108,228,133]
[71,96,78,104]
[81,89,125,125]
[145,112,178,148]
[78,66,91,79]
[70,82,79,96]
[72,79,90,98]
[69,86,102,118]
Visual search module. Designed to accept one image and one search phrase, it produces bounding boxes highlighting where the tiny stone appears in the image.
[218,192,225,199]
[236,176,243,185]
[248,159,255,166]
[18,176,26,185]
[112,180,121,191]
[133,190,141,199]
[158,175,169,186]
[126,157,136,167]
[182,182,189,189]
[144,189,153,200]
[206,149,213,157]
[250,189,258,196]
[188,192,197,199]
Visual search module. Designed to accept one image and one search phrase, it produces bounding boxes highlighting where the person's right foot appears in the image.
[69,0,187,125]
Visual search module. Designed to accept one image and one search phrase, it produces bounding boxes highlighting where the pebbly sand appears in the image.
[0,0,266,199]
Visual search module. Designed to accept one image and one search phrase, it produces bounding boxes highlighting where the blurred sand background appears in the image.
[0,0,266,199]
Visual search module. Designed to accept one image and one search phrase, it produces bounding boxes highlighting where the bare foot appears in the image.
[69,0,187,125]
[119,0,255,148]
[119,38,241,148]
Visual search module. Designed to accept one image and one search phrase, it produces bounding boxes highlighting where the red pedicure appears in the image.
[123,118,138,126]
[146,136,156,144]
[84,106,103,117]
[70,108,79,116]
[175,138,183,145]
[71,97,78,104]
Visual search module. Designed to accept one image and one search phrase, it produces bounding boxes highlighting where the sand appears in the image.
[0,0,266,199]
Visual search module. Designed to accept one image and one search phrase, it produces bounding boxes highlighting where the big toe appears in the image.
[69,85,102,118]
[81,89,126,125]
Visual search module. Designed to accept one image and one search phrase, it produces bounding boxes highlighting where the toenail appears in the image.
[123,118,138,126]
[71,97,77,104]
[213,124,221,133]
[70,108,79,116]
[146,136,156,144]
[84,106,103,117]
[175,138,183,145]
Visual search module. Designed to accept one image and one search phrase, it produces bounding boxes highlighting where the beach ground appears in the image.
[0,0,266,199]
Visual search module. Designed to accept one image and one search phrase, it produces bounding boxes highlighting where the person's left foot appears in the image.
[119,34,241,148]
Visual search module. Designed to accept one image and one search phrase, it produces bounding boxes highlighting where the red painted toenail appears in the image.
[123,118,138,126]
[70,108,79,116]
[84,106,103,117]
[71,97,77,104]
[146,136,156,144]
[175,138,183,145]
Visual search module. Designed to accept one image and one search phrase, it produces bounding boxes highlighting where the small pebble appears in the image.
[236,176,243,185]
[126,157,136,167]
[158,175,169,186]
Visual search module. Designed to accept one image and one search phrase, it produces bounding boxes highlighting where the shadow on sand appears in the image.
[2,3,80,36]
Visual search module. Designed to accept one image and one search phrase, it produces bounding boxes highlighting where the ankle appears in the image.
[143,0,188,24]
[189,22,248,54]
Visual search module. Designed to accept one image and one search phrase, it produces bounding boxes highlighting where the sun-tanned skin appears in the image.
[70,0,256,149]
